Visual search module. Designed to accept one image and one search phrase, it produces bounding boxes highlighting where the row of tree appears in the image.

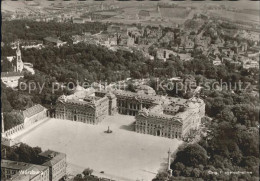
[2,143,42,165]
[1,20,107,44]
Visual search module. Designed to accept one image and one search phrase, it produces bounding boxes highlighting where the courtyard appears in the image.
[18,115,183,181]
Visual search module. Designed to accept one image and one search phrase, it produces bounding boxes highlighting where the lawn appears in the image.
[18,115,182,181]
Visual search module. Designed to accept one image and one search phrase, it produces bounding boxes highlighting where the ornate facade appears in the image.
[55,88,117,124]
[114,89,170,116]
[135,97,205,139]
[55,88,205,139]
[114,90,205,139]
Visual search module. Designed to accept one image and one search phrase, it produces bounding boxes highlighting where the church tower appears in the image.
[15,42,24,72]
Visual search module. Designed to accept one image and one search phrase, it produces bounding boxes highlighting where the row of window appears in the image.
[117,100,150,110]
[57,111,95,117]
[137,130,181,138]
[53,160,66,174]
[57,114,96,123]
[118,109,138,116]
[136,124,181,131]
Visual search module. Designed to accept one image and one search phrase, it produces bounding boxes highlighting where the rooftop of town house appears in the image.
[162,104,180,113]
[1,72,24,77]
[1,159,32,170]
[139,97,204,122]
[113,90,191,105]
[43,37,63,44]
[58,89,110,106]
[9,163,49,181]
[39,149,66,167]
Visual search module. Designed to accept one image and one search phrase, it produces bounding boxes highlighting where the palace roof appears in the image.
[59,89,108,107]
[23,104,46,119]
[113,90,162,102]
[138,108,182,123]
[114,90,192,106]
[137,96,204,123]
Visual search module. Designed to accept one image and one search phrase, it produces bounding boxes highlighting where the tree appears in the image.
[173,144,208,167]
[191,168,201,178]
[3,111,24,131]
[2,143,42,164]
[152,171,169,181]
[74,174,83,180]
[82,168,93,177]
[126,83,135,92]
[182,167,193,177]
[1,91,13,112]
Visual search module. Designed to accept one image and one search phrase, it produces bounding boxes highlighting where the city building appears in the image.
[72,17,92,24]
[43,37,66,47]
[12,40,43,50]
[1,160,49,181]
[137,10,150,20]
[1,72,24,88]
[135,85,156,96]
[1,42,35,87]
[38,150,66,181]
[156,48,177,61]
[55,88,117,124]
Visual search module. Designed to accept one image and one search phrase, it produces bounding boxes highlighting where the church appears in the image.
[1,43,24,88]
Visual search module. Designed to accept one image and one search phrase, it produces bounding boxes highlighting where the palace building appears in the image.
[55,87,117,124]
[135,97,205,139]
[114,90,205,139]
[1,42,24,88]
[55,87,205,139]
